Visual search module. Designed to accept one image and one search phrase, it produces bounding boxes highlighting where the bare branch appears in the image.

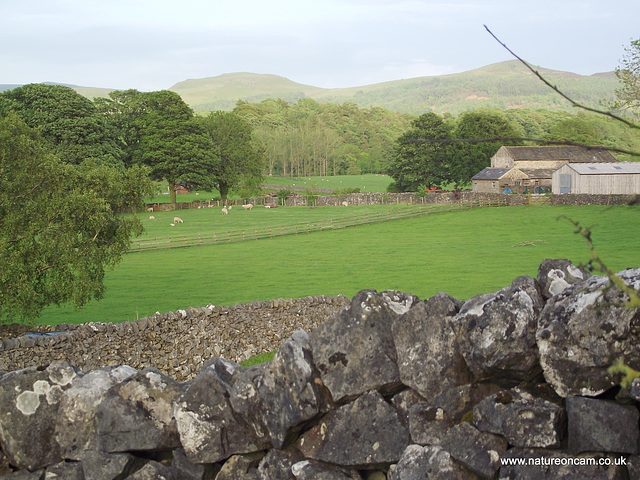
[484,25,640,131]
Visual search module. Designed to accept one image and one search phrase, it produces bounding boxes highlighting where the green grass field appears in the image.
[146,174,394,204]
[38,203,640,326]
[262,174,393,193]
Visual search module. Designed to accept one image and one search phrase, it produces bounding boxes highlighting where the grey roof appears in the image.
[519,168,556,179]
[472,168,512,180]
[566,162,640,175]
[498,145,618,163]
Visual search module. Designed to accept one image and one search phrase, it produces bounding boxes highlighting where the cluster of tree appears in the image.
[387,104,640,193]
[232,98,414,177]
[387,110,519,191]
[0,84,264,323]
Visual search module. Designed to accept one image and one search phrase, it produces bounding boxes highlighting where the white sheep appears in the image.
[147,207,154,212]
[221,207,228,215]
[170,223,175,227]
[341,201,348,207]
[149,215,155,220]
[242,203,253,210]
[264,205,271,209]
[173,216,184,224]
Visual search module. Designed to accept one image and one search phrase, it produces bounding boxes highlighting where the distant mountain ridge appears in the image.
[1,61,619,115]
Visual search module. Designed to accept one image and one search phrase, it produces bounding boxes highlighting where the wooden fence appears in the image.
[128,198,506,253]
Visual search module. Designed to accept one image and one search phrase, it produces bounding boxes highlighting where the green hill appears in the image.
[170,72,326,111]
[168,61,619,115]
[1,60,619,115]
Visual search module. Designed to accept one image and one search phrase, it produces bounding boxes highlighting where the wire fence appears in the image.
[128,198,506,253]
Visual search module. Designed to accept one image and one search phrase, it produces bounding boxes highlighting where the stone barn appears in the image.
[488,145,618,191]
[471,167,529,193]
[552,162,640,194]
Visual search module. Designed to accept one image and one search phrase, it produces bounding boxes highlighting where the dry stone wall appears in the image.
[1,260,640,479]
[0,295,350,382]
[150,191,635,211]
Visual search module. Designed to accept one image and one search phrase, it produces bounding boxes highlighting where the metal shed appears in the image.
[552,162,640,194]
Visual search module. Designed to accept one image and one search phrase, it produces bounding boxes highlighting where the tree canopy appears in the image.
[96,89,210,204]
[198,111,266,203]
[388,112,454,192]
[612,38,640,118]
[0,114,153,323]
[234,98,413,177]
[451,109,521,184]
[0,84,124,167]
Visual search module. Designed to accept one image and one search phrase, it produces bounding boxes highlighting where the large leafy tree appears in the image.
[612,38,640,118]
[544,114,604,145]
[451,109,521,184]
[388,112,453,192]
[96,90,210,204]
[198,111,266,203]
[0,84,124,167]
[0,114,153,323]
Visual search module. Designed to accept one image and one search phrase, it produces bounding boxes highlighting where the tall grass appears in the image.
[39,205,640,326]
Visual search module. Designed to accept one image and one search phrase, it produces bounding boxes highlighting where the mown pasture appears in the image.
[146,174,394,204]
[261,174,394,192]
[39,203,640,326]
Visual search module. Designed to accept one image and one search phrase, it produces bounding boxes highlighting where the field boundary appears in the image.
[128,198,506,253]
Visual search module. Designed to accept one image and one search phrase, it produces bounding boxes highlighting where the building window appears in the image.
[559,174,571,194]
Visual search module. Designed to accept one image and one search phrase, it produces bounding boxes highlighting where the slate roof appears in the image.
[519,168,556,179]
[472,168,512,180]
[499,146,618,163]
[566,162,640,175]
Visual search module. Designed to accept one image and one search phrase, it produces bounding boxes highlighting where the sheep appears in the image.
[242,203,253,211]
[170,223,175,227]
[264,205,271,209]
[147,207,154,212]
[221,207,228,215]
[149,215,155,220]
[173,217,184,224]
[341,201,349,207]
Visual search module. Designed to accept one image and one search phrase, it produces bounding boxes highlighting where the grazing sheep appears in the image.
[264,205,271,209]
[173,217,184,224]
[221,207,228,215]
[341,201,348,207]
[149,215,155,220]
[242,203,253,211]
[147,207,154,212]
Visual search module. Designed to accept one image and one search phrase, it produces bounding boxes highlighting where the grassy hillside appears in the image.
[171,72,325,111]
[3,60,618,115]
[168,61,618,115]
[311,61,618,115]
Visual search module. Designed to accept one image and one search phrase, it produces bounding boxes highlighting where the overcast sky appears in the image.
[2,1,638,91]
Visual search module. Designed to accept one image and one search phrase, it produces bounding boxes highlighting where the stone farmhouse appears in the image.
[472,145,618,194]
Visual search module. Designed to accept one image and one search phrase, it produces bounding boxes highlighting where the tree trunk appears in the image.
[219,182,230,205]
[167,178,177,205]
